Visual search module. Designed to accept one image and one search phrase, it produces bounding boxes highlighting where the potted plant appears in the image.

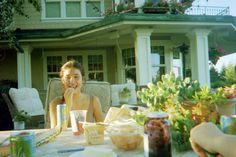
[135,72,220,152]
[13,110,31,130]
[215,84,236,116]
[118,87,131,104]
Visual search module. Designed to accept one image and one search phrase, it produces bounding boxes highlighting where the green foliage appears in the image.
[210,64,236,88]
[178,77,201,102]
[13,110,31,122]
[210,67,219,83]
[224,64,236,84]
[137,72,197,151]
[0,0,40,40]
[193,86,215,108]
[136,72,221,152]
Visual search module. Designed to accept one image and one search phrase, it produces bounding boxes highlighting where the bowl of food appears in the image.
[106,119,143,150]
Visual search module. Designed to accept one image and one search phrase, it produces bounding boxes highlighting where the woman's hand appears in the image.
[64,85,82,108]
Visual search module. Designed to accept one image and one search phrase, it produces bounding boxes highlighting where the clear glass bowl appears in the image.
[106,119,143,150]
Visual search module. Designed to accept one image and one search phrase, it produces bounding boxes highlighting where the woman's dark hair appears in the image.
[60,60,84,78]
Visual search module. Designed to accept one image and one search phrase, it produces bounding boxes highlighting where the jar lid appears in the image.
[147,112,168,118]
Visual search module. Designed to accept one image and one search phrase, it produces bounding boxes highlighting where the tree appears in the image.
[224,64,236,84]
[0,0,40,40]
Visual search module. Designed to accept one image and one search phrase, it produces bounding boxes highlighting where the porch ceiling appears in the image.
[4,14,236,49]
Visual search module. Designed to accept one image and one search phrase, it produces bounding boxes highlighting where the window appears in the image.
[45,53,106,87]
[122,48,136,83]
[46,2,61,18]
[151,46,165,83]
[86,1,101,17]
[47,56,62,79]
[172,50,182,78]
[43,0,103,19]
[67,55,83,64]
[66,1,81,17]
[88,55,103,81]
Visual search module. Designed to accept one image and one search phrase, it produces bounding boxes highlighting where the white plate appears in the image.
[69,151,117,157]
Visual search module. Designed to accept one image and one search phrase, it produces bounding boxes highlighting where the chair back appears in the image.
[44,78,111,128]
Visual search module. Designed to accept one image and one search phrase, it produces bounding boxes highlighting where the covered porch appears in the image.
[0,14,235,93]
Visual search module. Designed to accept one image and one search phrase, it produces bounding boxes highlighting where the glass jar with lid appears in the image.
[144,112,172,157]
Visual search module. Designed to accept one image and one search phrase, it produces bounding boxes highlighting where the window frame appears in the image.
[121,47,136,83]
[43,50,107,89]
[41,0,105,20]
[151,45,166,82]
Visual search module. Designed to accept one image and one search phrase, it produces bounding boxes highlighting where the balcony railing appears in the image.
[185,6,230,16]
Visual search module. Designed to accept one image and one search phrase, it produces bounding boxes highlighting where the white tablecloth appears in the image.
[35,128,197,157]
[0,128,197,157]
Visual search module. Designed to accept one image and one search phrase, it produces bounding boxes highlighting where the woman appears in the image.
[190,122,236,157]
[49,60,103,128]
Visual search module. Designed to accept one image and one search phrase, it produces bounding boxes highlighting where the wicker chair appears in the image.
[44,78,111,128]
[1,93,18,120]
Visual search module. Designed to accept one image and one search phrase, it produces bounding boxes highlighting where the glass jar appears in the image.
[144,112,172,157]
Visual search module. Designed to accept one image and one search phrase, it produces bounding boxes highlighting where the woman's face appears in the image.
[62,68,83,89]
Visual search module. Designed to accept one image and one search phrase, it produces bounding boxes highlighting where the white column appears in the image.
[134,28,153,86]
[187,29,211,87]
[165,45,172,74]
[17,52,25,88]
[17,45,32,88]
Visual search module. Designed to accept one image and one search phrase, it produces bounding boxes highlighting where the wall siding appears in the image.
[13,0,113,30]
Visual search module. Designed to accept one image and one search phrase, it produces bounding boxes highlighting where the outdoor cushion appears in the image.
[111,83,137,106]
[9,87,45,116]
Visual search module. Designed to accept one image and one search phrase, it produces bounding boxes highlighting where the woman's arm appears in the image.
[214,134,236,157]
[93,96,104,122]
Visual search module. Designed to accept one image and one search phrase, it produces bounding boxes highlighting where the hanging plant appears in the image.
[209,46,226,64]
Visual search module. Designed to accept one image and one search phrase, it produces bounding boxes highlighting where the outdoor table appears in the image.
[0,128,197,157]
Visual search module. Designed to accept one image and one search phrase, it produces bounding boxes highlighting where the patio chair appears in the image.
[44,78,111,128]
[8,87,45,128]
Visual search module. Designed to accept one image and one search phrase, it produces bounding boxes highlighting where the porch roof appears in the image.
[14,14,236,40]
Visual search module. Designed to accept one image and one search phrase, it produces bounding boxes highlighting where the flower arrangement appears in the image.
[214,84,236,115]
[104,2,135,16]
[142,0,193,14]
[13,110,31,122]
[216,84,236,100]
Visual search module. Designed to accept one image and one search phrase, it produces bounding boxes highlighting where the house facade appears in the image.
[0,0,236,100]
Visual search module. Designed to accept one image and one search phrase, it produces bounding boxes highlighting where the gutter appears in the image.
[13,37,24,53]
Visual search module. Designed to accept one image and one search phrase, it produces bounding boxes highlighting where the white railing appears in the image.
[185,6,230,16]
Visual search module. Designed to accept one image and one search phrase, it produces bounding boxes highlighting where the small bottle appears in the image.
[57,104,67,130]
[144,112,172,157]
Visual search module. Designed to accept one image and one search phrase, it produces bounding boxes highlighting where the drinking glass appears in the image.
[70,110,87,136]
